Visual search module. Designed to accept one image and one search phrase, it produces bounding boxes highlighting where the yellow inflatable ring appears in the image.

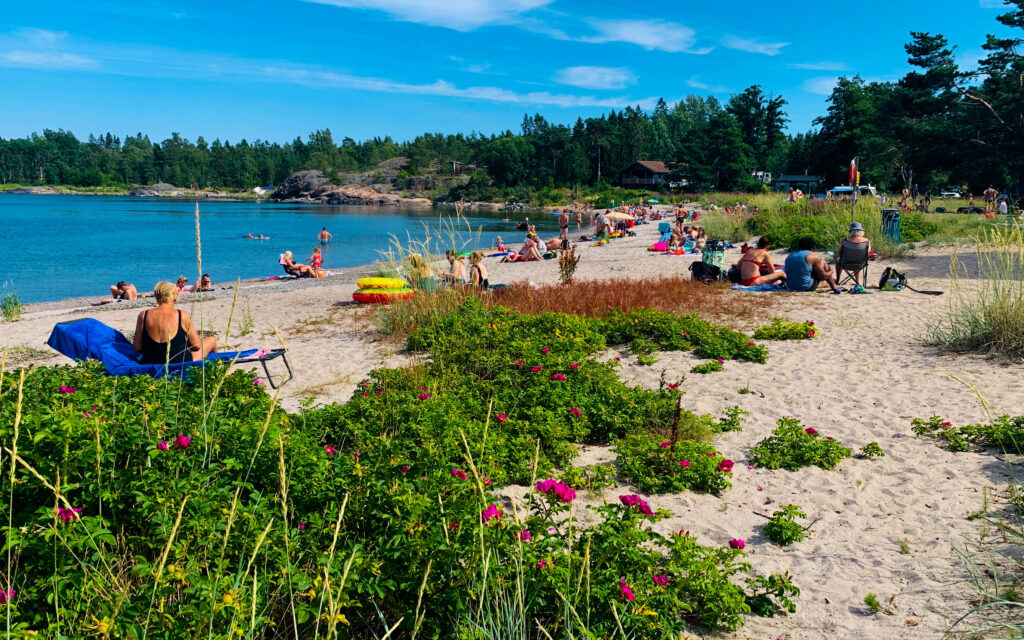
[357,277,407,290]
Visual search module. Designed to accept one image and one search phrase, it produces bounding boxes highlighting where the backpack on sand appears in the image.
[878,267,943,295]
[690,261,725,284]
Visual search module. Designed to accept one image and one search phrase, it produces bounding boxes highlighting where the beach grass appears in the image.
[928,224,1024,358]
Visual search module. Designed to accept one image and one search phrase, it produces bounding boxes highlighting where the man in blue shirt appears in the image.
[784,236,842,294]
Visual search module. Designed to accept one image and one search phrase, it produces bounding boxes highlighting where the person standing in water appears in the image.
[558,210,570,244]
[317,227,332,243]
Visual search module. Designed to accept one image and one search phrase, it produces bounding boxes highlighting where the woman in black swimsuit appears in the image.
[469,251,489,289]
[134,281,217,364]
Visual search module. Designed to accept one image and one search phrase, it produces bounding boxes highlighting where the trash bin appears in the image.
[881,209,901,244]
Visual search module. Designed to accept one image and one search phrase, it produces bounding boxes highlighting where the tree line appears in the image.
[2,2,1023,197]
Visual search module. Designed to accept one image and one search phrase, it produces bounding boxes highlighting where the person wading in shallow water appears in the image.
[317,227,332,243]
[558,210,570,245]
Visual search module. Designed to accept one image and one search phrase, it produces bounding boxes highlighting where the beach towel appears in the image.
[487,251,515,257]
[731,284,786,292]
[47,318,260,379]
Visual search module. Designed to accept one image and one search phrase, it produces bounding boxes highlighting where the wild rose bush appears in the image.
[752,318,818,341]
[0,363,796,638]
[616,436,735,495]
[749,417,852,471]
[911,414,1024,453]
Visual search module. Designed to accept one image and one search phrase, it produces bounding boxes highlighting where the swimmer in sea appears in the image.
[317,227,332,243]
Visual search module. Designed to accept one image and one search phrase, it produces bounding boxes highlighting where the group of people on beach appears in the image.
[734,222,871,293]
[408,251,489,290]
[102,274,213,305]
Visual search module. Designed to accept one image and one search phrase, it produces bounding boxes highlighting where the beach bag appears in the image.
[703,239,725,268]
[727,266,742,284]
[878,267,943,295]
[690,261,723,284]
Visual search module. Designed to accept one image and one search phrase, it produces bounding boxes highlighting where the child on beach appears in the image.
[495,235,505,252]
[308,247,323,277]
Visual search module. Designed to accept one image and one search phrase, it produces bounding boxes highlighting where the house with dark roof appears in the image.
[773,174,823,193]
[619,161,670,188]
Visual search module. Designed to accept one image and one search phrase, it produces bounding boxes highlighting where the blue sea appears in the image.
[0,194,559,303]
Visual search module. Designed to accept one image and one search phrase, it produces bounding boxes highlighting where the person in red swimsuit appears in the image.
[734,237,786,286]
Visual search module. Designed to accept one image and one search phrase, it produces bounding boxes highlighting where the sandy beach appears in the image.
[1,219,1021,639]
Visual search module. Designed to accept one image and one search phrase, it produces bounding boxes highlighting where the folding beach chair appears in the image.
[835,239,869,289]
[47,318,293,388]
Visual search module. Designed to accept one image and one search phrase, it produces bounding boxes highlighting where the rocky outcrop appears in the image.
[129,182,187,197]
[7,186,60,194]
[270,170,433,207]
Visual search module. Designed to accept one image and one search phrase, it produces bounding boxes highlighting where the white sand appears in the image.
[2,220,1021,639]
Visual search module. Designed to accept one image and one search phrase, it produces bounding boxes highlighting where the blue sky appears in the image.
[0,0,1015,145]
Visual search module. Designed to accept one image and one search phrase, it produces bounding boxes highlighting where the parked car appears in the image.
[939,190,960,198]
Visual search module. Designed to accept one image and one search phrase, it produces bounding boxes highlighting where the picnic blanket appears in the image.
[731,284,786,292]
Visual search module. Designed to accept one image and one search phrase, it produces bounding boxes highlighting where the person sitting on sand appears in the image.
[109,280,138,301]
[733,237,786,286]
[175,276,195,293]
[308,247,323,277]
[196,274,213,292]
[439,250,468,283]
[134,281,217,364]
[836,222,871,291]
[281,251,315,277]
[784,237,841,294]
[469,251,489,290]
[504,234,543,262]
[407,255,438,291]
[692,227,707,252]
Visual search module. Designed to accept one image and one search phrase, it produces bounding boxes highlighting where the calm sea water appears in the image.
[0,194,561,303]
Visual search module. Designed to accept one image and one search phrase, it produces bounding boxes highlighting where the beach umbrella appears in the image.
[605,212,635,220]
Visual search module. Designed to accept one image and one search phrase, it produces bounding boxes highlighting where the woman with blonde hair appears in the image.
[281,251,315,277]
[133,281,217,364]
[469,251,489,289]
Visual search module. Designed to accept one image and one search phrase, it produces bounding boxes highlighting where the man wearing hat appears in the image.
[837,222,871,292]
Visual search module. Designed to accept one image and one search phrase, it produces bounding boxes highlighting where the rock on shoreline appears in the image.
[270,170,433,207]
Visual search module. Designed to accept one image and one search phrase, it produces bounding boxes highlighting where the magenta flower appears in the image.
[298,522,306,530]
[451,468,468,480]
[253,380,264,387]
[325,445,335,455]
[659,441,671,448]
[826,436,835,441]
[531,366,543,373]
[680,459,690,467]
[549,373,566,381]
[0,588,13,605]
[400,465,410,473]
[614,357,621,362]
[514,360,524,365]
[680,332,687,337]
[569,407,582,417]
[157,441,168,451]
[496,413,507,421]
[706,452,717,457]
[570,363,580,369]
[89,407,97,412]
[541,348,550,354]
[362,393,369,397]
[718,459,734,472]
[652,574,669,586]
[940,421,952,427]
[449,521,459,530]
[536,559,548,570]
[515,529,531,542]
[747,341,756,346]
[534,479,576,502]
[417,393,431,401]
[375,389,385,394]
[363,382,371,387]
[808,320,814,326]
[728,538,745,550]
[619,494,654,516]
[174,434,191,450]
[667,382,680,389]
[59,385,76,395]
[716,358,725,364]
[804,427,818,435]
[56,507,82,522]
[808,329,816,338]
[481,503,504,523]
[619,577,635,602]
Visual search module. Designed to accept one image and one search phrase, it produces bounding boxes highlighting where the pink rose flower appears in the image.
[659,441,671,448]
[667,382,680,389]
[652,574,669,586]
[570,363,580,369]
[481,503,504,523]
[679,459,690,467]
[804,427,818,435]
[174,434,191,449]
[451,468,467,480]
[728,538,745,550]
[515,529,531,541]
[417,393,430,401]
[718,459,734,472]
[531,366,543,373]
[496,414,507,421]
[569,407,582,417]
[619,577,635,602]
[716,358,725,364]
[541,348,550,354]
[157,441,168,451]
[325,445,336,455]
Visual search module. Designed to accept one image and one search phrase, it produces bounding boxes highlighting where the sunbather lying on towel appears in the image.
[134,281,217,364]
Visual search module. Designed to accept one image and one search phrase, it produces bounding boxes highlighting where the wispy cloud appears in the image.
[788,61,850,71]
[802,76,839,95]
[553,66,635,90]
[301,0,552,30]
[448,55,495,74]
[723,35,788,56]
[687,76,730,93]
[980,0,1005,7]
[581,19,712,54]
[0,50,98,70]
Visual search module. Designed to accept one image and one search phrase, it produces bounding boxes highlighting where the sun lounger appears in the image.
[47,318,293,388]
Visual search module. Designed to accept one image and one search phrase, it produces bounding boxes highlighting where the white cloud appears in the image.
[687,76,730,93]
[802,76,839,95]
[788,61,850,71]
[553,65,635,90]
[0,50,98,70]
[582,19,712,53]
[981,0,1005,7]
[723,35,789,56]
[301,0,551,30]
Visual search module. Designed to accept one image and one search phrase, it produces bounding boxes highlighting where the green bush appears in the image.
[763,504,808,546]
[752,318,817,340]
[859,441,886,458]
[691,360,724,374]
[615,436,734,495]
[749,417,852,471]
[0,363,797,638]
[911,414,1024,453]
